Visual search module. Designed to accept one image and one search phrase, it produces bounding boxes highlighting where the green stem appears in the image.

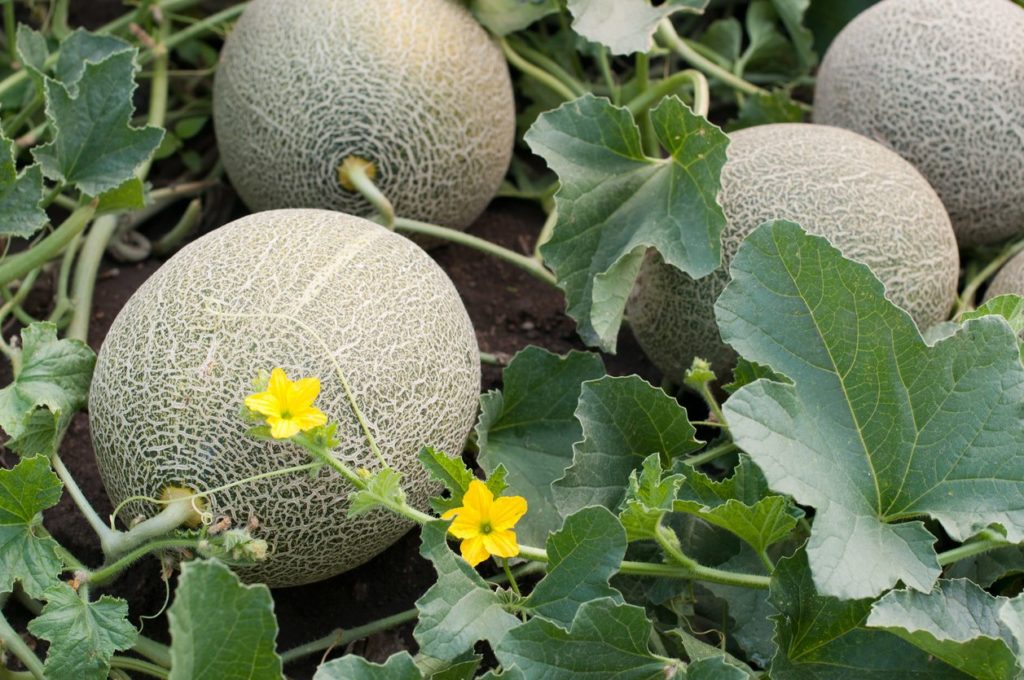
[2,0,15,63]
[505,38,587,98]
[280,608,420,665]
[394,217,557,287]
[151,197,201,255]
[953,238,1024,316]
[533,208,557,261]
[696,382,727,428]
[141,3,247,63]
[937,530,1011,567]
[131,636,172,669]
[109,657,168,679]
[338,157,395,229]
[102,497,197,560]
[0,668,33,680]
[597,48,618,105]
[626,69,710,119]
[634,53,660,157]
[137,19,170,180]
[0,202,97,290]
[655,526,771,588]
[656,20,766,97]
[0,269,41,328]
[66,214,117,343]
[0,612,44,680]
[685,441,738,467]
[85,538,199,587]
[51,453,119,548]
[2,95,42,139]
[502,558,522,597]
[499,37,577,102]
[47,231,83,326]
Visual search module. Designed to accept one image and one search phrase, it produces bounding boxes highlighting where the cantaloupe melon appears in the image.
[813,0,1024,247]
[984,251,1024,301]
[626,123,959,380]
[88,210,481,587]
[212,0,515,231]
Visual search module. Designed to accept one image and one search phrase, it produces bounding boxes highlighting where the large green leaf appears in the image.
[566,0,708,54]
[33,49,163,196]
[28,584,137,680]
[476,347,605,547]
[866,580,1024,680]
[553,375,702,518]
[52,29,133,91]
[718,221,1024,599]
[946,546,1024,588]
[470,0,559,35]
[0,322,95,456]
[769,550,969,679]
[314,652,421,680]
[496,598,684,678]
[0,128,46,238]
[524,506,626,626]
[526,95,729,352]
[414,522,520,662]
[0,456,63,597]
[167,559,282,680]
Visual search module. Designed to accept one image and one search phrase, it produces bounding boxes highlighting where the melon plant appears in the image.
[626,123,959,379]
[813,0,1024,247]
[212,0,516,231]
[88,209,481,587]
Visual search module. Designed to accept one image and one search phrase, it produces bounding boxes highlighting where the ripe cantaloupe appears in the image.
[88,210,481,587]
[813,0,1024,247]
[626,123,959,379]
[213,0,515,231]
[984,251,1024,302]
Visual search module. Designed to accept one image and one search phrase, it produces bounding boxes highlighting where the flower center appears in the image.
[480,522,493,535]
[280,410,293,419]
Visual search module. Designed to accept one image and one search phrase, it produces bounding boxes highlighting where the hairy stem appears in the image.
[109,656,169,679]
[953,238,1024,316]
[51,453,119,547]
[685,441,738,467]
[85,538,199,587]
[102,498,197,560]
[656,20,766,97]
[0,612,44,680]
[626,69,710,119]
[66,214,117,343]
[499,37,577,102]
[505,37,587,98]
[280,608,419,665]
[394,217,557,287]
[655,526,771,589]
[0,202,97,290]
[937,529,1012,567]
[533,208,557,261]
[131,636,172,669]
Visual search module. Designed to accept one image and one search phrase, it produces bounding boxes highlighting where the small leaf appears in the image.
[719,221,1024,598]
[668,628,757,677]
[0,322,95,456]
[52,29,133,91]
[619,453,685,541]
[769,550,969,679]
[15,26,48,79]
[314,652,421,680]
[963,294,1024,337]
[768,0,816,71]
[526,95,729,352]
[524,506,626,626]
[496,598,684,678]
[0,135,46,238]
[725,90,805,132]
[94,176,147,213]
[419,447,476,514]
[167,559,282,680]
[470,0,559,35]
[946,545,1024,588]
[0,455,63,597]
[414,522,520,662]
[566,0,709,55]
[33,49,164,196]
[722,358,787,394]
[476,347,606,547]
[553,375,702,519]
[28,584,137,680]
[867,580,1022,680]
[349,468,406,517]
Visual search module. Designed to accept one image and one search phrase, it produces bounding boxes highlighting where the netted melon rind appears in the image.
[626,123,959,380]
[813,0,1024,247]
[212,0,515,231]
[88,210,481,587]
[985,251,1024,302]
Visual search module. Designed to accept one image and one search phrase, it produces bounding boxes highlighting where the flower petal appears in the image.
[293,407,327,431]
[268,416,300,440]
[244,391,280,417]
[490,495,528,532]
[268,367,290,395]
[289,377,321,409]
[446,508,484,539]
[459,535,490,567]
[482,530,519,559]
[461,480,494,518]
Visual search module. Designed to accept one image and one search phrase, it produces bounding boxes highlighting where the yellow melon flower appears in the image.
[441,480,527,567]
[244,368,327,439]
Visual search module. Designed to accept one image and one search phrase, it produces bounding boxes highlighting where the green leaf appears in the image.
[553,375,702,518]
[476,347,606,547]
[33,49,163,196]
[414,522,520,662]
[0,133,46,238]
[566,0,709,55]
[419,447,476,514]
[314,652,421,680]
[619,453,685,541]
[423,654,482,680]
[349,468,407,517]
[167,559,282,680]
[28,584,137,680]
[688,658,752,679]
[93,176,147,213]
[769,0,816,70]
[718,221,1024,599]
[736,1,804,81]
[673,457,803,555]
[805,0,880,54]
[15,26,48,79]
[769,550,969,679]
[963,295,1024,337]
[523,506,626,626]
[496,598,684,678]
[723,357,788,394]
[0,456,63,597]
[697,18,742,64]
[725,90,805,132]
[866,580,1023,680]
[668,629,758,678]
[52,29,133,91]
[470,0,559,35]
[526,94,729,352]
[946,546,1024,587]
[0,322,95,457]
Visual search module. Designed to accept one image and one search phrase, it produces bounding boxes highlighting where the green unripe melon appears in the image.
[984,252,1024,302]
[627,123,959,380]
[212,0,515,231]
[88,210,481,587]
[813,0,1024,247]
